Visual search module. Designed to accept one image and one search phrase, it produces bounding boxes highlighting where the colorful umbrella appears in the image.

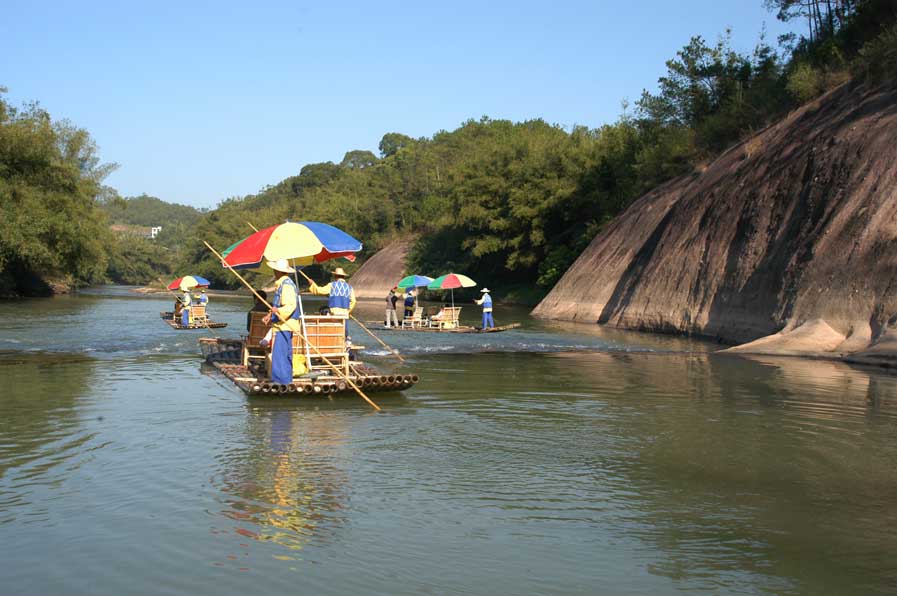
[427,273,476,290]
[222,221,362,270]
[426,273,477,310]
[220,221,363,365]
[397,275,434,289]
[168,275,210,291]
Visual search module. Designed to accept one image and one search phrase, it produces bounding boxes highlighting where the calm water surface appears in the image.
[2,287,897,595]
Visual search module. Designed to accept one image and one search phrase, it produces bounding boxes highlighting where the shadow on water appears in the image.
[0,352,100,523]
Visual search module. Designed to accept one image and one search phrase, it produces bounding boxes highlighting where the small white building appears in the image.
[150,226,163,239]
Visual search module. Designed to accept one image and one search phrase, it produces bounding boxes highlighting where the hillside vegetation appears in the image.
[2,0,894,298]
[181,0,897,296]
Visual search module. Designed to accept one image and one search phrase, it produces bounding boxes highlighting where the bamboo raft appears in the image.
[369,322,521,334]
[160,310,228,330]
[210,360,419,396]
[199,314,420,397]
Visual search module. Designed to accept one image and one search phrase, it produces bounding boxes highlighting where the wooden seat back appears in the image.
[246,312,269,347]
[191,305,207,321]
[403,306,424,327]
[431,306,461,322]
[291,316,349,374]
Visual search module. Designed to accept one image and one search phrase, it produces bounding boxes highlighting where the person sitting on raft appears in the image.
[474,287,494,329]
[261,259,306,384]
[246,289,268,332]
[180,289,192,326]
[198,289,209,306]
[307,267,356,335]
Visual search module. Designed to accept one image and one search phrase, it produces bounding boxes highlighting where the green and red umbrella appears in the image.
[427,273,476,309]
[397,275,434,289]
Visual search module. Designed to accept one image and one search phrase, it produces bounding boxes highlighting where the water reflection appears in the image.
[212,405,352,556]
[540,351,897,594]
[0,352,99,524]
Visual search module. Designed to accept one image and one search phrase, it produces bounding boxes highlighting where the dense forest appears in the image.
[2,0,895,298]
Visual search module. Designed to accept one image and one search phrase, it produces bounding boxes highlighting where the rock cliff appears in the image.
[349,237,415,299]
[533,81,897,357]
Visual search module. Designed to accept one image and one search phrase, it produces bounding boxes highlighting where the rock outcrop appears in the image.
[350,237,415,299]
[533,81,897,358]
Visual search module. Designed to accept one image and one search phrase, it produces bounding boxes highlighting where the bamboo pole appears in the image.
[294,268,406,364]
[203,241,381,412]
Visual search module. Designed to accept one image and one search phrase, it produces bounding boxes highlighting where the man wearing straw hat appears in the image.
[180,288,192,327]
[474,288,494,329]
[307,266,356,335]
[262,259,306,384]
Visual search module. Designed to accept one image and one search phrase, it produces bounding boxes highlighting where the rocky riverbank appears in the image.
[533,80,897,365]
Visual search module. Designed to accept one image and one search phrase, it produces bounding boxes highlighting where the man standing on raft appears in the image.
[262,259,304,384]
[307,267,356,335]
[180,288,192,327]
[474,288,494,329]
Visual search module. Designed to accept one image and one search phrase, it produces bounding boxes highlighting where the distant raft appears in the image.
[160,310,228,330]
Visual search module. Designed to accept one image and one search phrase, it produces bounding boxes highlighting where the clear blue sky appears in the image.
[2,1,797,208]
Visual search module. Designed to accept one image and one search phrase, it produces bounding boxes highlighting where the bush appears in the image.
[786,63,824,102]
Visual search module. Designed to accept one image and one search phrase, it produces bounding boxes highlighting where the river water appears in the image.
[2,287,897,595]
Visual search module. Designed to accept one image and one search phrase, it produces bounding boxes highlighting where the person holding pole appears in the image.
[180,289,192,327]
[307,267,356,335]
[474,288,494,329]
[262,259,305,384]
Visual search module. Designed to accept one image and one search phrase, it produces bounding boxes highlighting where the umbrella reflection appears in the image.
[215,405,350,553]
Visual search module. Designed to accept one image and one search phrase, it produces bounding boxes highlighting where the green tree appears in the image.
[378,132,415,157]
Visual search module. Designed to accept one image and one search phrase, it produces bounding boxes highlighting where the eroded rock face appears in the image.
[350,237,415,299]
[533,81,897,354]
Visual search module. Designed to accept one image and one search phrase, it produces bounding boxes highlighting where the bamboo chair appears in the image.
[243,311,270,367]
[402,306,425,328]
[292,316,350,376]
[428,306,462,329]
[190,304,208,324]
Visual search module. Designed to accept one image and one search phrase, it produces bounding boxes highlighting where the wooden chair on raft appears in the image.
[428,306,462,329]
[243,311,270,367]
[190,304,208,324]
[291,316,350,376]
[402,306,425,328]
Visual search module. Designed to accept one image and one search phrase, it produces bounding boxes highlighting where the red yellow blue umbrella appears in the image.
[167,275,210,291]
[222,221,362,270]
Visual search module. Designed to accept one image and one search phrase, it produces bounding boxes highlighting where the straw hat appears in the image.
[267,258,295,273]
[332,267,348,278]
[481,288,491,293]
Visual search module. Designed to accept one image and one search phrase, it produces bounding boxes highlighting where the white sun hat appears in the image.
[267,258,296,274]
[481,288,490,293]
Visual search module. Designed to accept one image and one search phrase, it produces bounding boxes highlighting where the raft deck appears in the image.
[211,361,419,396]
[199,315,420,397]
